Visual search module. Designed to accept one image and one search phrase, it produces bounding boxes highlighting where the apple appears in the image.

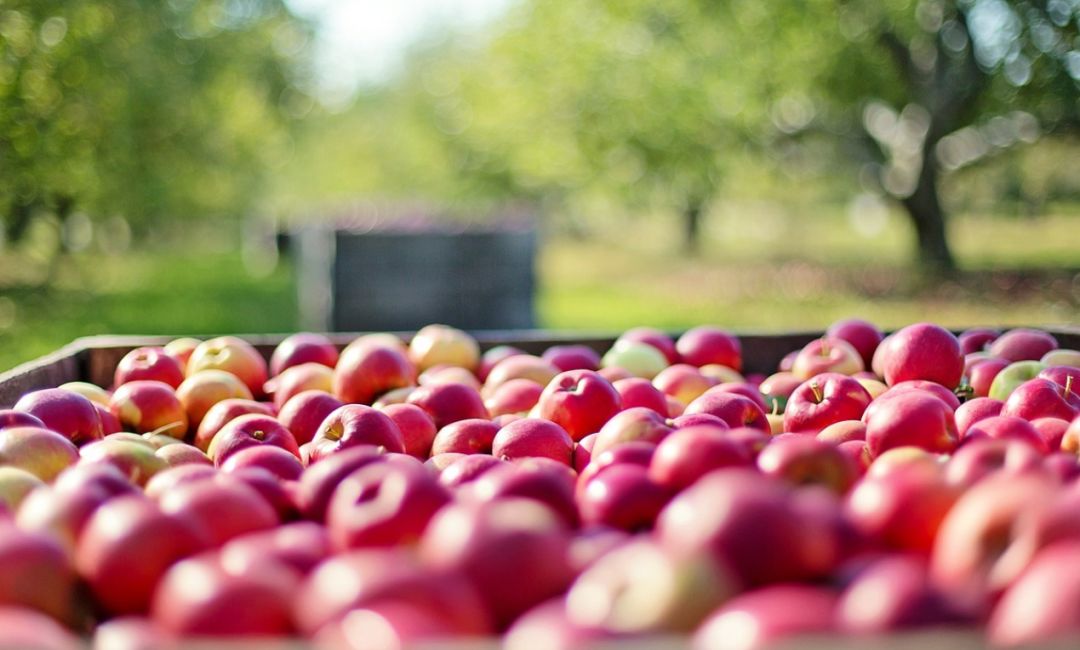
[792,338,864,380]
[577,441,655,494]
[14,388,104,445]
[757,436,859,494]
[76,495,210,614]
[0,606,82,650]
[1043,349,1080,368]
[163,337,201,368]
[783,373,872,435]
[684,390,769,433]
[963,415,1048,452]
[879,323,964,389]
[837,440,872,475]
[270,332,339,376]
[536,370,621,441]
[484,378,544,417]
[308,404,405,461]
[845,463,961,554]
[328,461,450,550]
[816,420,866,444]
[505,599,615,650]
[0,468,44,511]
[430,418,500,456]
[757,372,802,413]
[988,360,1047,401]
[577,463,671,531]
[277,390,343,448]
[883,379,961,410]
[478,345,525,383]
[541,344,602,372]
[866,446,944,479]
[0,523,77,623]
[0,410,45,431]
[988,541,1080,646]
[959,327,999,355]
[114,347,186,389]
[648,425,750,491]
[418,365,483,391]
[989,328,1058,362]
[419,498,575,629]
[945,438,1043,488]
[407,324,480,373]
[186,336,268,398]
[374,403,436,459]
[1061,416,1080,456]
[438,454,507,488]
[219,521,331,580]
[969,357,1010,398]
[826,318,883,368]
[601,341,669,379]
[468,459,579,528]
[954,397,1004,437]
[267,362,333,409]
[151,554,294,637]
[482,355,560,397]
[0,427,79,482]
[612,377,669,414]
[406,382,489,429]
[492,418,574,465]
[333,340,416,405]
[615,327,680,365]
[856,377,889,399]
[92,404,120,436]
[707,382,769,414]
[143,464,217,502]
[158,475,278,546]
[206,413,299,466]
[695,585,839,650]
[57,382,110,406]
[220,444,304,480]
[295,446,386,521]
[79,438,168,486]
[155,443,212,468]
[176,370,253,429]
[590,407,674,459]
[676,327,741,371]
[1032,417,1069,451]
[194,398,275,452]
[1001,377,1080,422]
[838,554,972,633]
[863,390,958,457]
[91,617,173,650]
[653,364,716,406]
[108,380,188,439]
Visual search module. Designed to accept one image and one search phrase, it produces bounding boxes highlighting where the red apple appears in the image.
[863,390,958,457]
[817,420,867,444]
[590,407,674,459]
[108,380,188,439]
[954,397,1004,437]
[577,463,670,531]
[482,355,560,397]
[0,607,81,650]
[478,345,525,383]
[406,382,489,429]
[0,523,77,623]
[959,327,999,355]
[219,521,330,579]
[377,403,437,459]
[308,404,405,461]
[1001,377,1080,422]
[193,398,275,452]
[616,327,680,365]
[757,436,859,494]
[845,463,961,554]
[0,410,45,431]
[431,418,500,456]
[333,340,416,405]
[684,390,769,433]
[277,390,343,447]
[537,370,621,442]
[270,332,339,376]
[438,454,507,488]
[612,377,669,414]
[838,554,972,633]
[295,446,387,521]
[577,441,656,494]
[144,465,217,502]
[758,371,803,412]
[267,362,333,409]
[653,364,716,406]
[542,344,602,372]
[468,459,579,527]
[176,370,253,429]
[989,541,1080,646]
[94,403,121,436]
[164,337,201,368]
[945,438,1043,487]
[695,584,839,650]
[220,444,304,480]
[114,347,186,389]
[707,382,769,414]
[827,318,883,368]
[969,357,1009,398]
[879,323,964,389]
[883,379,961,410]
[0,427,79,482]
[989,328,1058,363]
[505,599,616,650]
[484,378,544,417]
[676,327,741,371]
[79,438,168,486]
[648,425,751,491]
[14,388,104,445]
[1033,417,1070,451]
[792,338,864,380]
[492,418,574,465]
[206,413,299,466]
[963,415,1048,453]
[76,495,210,614]
[783,373,872,435]
[187,336,268,397]
[155,442,212,468]
[158,475,278,546]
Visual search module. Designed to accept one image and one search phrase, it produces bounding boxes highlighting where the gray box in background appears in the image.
[293,221,537,332]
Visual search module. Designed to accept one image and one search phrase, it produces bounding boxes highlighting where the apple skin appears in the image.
[333,340,416,405]
[14,388,104,446]
[1001,377,1080,422]
[0,606,83,650]
[0,467,44,512]
[79,438,168,487]
[648,425,751,491]
[176,370,253,429]
[164,337,201,368]
[483,355,560,397]
[484,378,544,418]
[989,541,1080,646]
[376,403,437,459]
[694,584,839,650]
[792,338,865,380]
[0,410,46,432]
[1032,417,1070,451]
[988,360,1047,401]
[276,390,343,448]
[989,328,1058,362]
[76,495,211,615]
[863,390,958,457]
[220,444,304,480]
[58,383,110,408]
[884,379,961,410]
[270,332,339,376]
[406,382,489,430]
[758,371,803,412]
[676,327,742,371]
[408,324,480,372]
[187,336,268,399]
[845,463,961,554]
[944,438,1043,488]
[617,327,680,365]
[536,370,622,442]
[295,446,387,521]
[602,341,670,380]
[155,443,213,469]
[468,459,579,528]
[577,463,671,531]
[880,323,964,389]
[783,373,873,435]
[114,346,186,389]
[954,397,1004,437]
[91,617,174,650]
[0,427,79,482]
[219,521,330,580]
[308,404,406,461]
[613,377,670,414]
[108,380,188,439]
[653,364,716,406]
[151,553,294,637]
[478,345,525,383]
[0,522,77,623]
[438,454,507,488]
[206,413,300,466]
[827,318,884,368]
[328,461,451,550]
[158,474,279,547]
[505,599,616,650]
[542,344,602,372]
[817,420,866,444]
[1043,349,1080,368]
[757,436,859,494]
[573,434,596,473]
[419,498,575,630]
[968,357,1009,398]
[963,415,1049,453]
[707,382,769,414]
[267,362,333,409]
[431,418,500,456]
[577,441,656,495]
[959,327,999,355]
[193,398,275,452]
[492,418,574,465]
[684,390,770,433]
[590,407,674,459]
[93,403,121,436]
[838,554,973,633]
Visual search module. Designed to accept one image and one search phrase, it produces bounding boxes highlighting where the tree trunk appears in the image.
[900,154,955,273]
[682,199,703,254]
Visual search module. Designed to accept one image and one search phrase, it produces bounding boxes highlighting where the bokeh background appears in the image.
[1,0,1078,369]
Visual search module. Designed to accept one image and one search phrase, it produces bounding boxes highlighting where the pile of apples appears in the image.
[0,321,1079,649]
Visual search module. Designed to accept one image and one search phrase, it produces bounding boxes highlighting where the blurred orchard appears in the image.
[1,0,1079,368]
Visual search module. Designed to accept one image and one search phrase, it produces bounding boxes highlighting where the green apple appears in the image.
[1042,349,1080,368]
[602,342,669,380]
[988,361,1047,402]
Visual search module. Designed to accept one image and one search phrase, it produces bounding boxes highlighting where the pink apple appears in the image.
[1002,377,1080,422]
[492,418,574,465]
[220,444,304,480]
[792,338,865,381]
[826,318,883,368]
[193,398,275,452]
[954,397,1004,437]
[0,410,45,431]
[308,404,405,461]
[783,373,872,435]
[695,584,839,650]
[79,438,168,487]
[537,370,621,441]
[437,454,507,488]
[863,390,958,457]
[676,327,741,371]
[482,355,560,397]
[838,555,972,633]
[207,413,300,466]
[684,390,769,433]
[163,338,200,368]
[816,420,867,444]
[158,475,279,546]
[963,415,1048,453]
[884,379,961,410]
[652,364,716,405]
[573,433,596,473]
[959,327,999,355]
[1032,417,1069,451]
[648,425,750,491]
[969,357,1009,398]
[333,340,416,405]
[845,463,961,554]
[187,336,269,398]
[989,541,1080,646]
[114,347,186,389]
[541,344,602,372]
[378,403,437,459]
[612,377,669,414]
[14,388,104,446]
[468,458,579,528]
[406,382,488,429]
[156,443,212,468]
[757,436,858,494]
[268,362,333,409]
[0,523,77,623]
[0,427,79,482]
[108,380,188,439]
[483,378,544,417]
[989,328,1058,363]
[270,332,339,376]
[590,407,674,459]
[707,382,769,414]
[880,323,964,389]
[505,599,615,650]
[577,463,670,531]
[176,370,253,429]
[295,446,386,521]
[431,418,500,456]
[478,345,525,382]
[945,438,1043,487]
[277,390,343,447]
[758,372,803,411]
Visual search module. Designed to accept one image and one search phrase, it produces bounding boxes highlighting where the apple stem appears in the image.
[809,381,823,403]
[771,399,780,416]
[820,340,830,357]
[1067,375,1074,399]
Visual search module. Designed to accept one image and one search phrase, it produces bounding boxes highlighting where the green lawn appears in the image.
[0,211,1076,372]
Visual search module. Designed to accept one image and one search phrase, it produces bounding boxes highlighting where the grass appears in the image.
[0,209,1077,372]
